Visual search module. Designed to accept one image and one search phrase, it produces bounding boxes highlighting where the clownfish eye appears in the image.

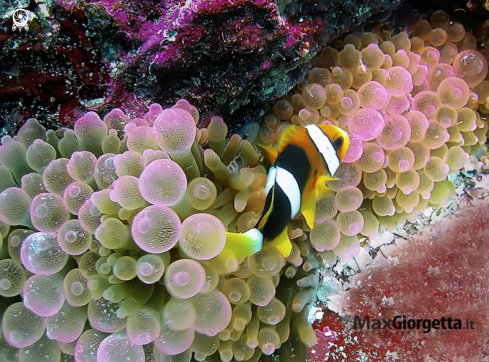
[332,137,344,151]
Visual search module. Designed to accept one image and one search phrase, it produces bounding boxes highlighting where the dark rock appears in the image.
[86,0,403,131]
[0,0,405,134]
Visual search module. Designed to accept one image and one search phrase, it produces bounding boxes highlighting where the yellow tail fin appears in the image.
[224,229,263,259]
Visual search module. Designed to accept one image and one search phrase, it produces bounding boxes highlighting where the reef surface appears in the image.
[0,0,402,134]
[0,1,489,361]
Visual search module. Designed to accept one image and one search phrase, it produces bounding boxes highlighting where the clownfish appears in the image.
[225,123,350,259]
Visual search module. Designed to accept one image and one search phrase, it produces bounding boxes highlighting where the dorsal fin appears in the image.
[257,143,279,164]
[277,125,304,152]
[258,125,305,165]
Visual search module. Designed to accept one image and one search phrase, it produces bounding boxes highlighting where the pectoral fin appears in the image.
[271,227,293,258]
[301,178,317,230]
[301,193,316,230]
[315,174,338,200]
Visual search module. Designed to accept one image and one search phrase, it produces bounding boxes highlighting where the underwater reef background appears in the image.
[0,0,489,361]
[0,0,400,133]
[1,0,488,134]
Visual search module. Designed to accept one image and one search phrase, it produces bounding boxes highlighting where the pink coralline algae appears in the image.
[0,0,402,132]
[321,199,489,361]
[307,326,339,362]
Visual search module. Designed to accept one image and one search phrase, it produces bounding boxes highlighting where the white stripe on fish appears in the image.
[306,124,340,176]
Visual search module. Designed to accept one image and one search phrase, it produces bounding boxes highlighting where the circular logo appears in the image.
[12,9,29,28]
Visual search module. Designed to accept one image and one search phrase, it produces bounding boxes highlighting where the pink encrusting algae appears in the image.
[314,199,489,362]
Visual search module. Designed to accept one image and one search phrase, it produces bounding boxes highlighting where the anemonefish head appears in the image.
[305,124,350,176]
[316,124,350,162]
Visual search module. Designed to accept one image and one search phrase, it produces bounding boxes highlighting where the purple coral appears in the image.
[164,259,206,299]
[1,98,329,361]
[347,108,385,141]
